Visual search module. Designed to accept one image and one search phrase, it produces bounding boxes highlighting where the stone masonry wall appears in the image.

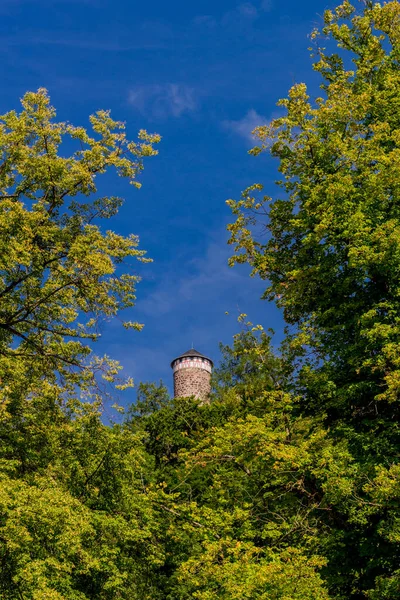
[173,367,211,403]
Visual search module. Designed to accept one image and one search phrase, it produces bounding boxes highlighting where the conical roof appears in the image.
[171,348,213,368]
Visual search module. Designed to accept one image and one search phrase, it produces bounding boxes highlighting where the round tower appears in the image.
[171,349,213,403]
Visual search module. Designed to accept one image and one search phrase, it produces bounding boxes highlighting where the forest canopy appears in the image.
[1,1,400,599]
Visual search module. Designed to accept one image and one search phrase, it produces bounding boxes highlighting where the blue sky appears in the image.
[0,0,326,400]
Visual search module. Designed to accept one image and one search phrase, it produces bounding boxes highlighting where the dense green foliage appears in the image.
[1,2,400,598]
[0,90,163,599]
[226,1,400,597]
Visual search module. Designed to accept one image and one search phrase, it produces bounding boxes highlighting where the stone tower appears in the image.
[171,349,213,402]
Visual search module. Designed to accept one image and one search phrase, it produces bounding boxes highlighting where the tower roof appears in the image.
[171,348,213,368]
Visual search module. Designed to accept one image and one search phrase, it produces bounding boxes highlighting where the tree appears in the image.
[0,405,166,599]
[226,2,400,597]
[0,90,165,599]
[213,316,285,407]
[128,326,339,600]
[0,89,160,412]
[227,0,400,426]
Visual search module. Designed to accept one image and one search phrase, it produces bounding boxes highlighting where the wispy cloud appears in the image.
[237,2,259,18]
[222,109,267,142]
[128,84,198,119]
[1,0,98,4]
[196,1,272,30]
[2,35,165,51]
[261,0,273,11]
[139,238,243,318]
[193,15,217,29]
[222,2,259,28]
[0,0,97,10]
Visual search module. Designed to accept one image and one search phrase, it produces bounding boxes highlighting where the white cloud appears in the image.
[193,15,217,28]
[128,84,197,119]
[260,0,273,11]
[238,2,258,18]
[222,109,267,142]
[4,35,164,51]
[194,2,270,36]
[222,3,259,28]
[140,238,243,318]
